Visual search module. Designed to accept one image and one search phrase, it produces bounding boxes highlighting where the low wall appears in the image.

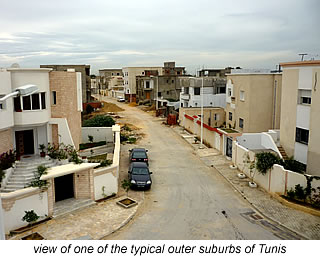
[1,167,13,188]
[233,142,320,196]
[82,127,113,143]
[1,188,49,234]
[92,125,120,201]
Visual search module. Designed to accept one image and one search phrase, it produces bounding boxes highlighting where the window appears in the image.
[0,95,5,110]
[166,91,169,95]
[146,81,150,88]
[296,127,309,145]
[14,97,22,112]
[117,72,120,76]
[240,90,245,101]
[41,92,46,109]
[158,92,161,97]
[31,94,40,110]
[194,87,200,95]
[172,80,174,84]
[229,112,232,121]
[23,96,31,110]
[298,89,311,105]
[214,113,220,121]
[52,91,57,105]
[184,87,189,94]
[181,103,183,107]
[239,118,244,128]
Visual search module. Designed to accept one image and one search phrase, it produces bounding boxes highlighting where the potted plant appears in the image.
[39,144,46,157]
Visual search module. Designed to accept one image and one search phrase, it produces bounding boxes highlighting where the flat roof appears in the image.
[280,60,320,67]
[40,163,99,180]
[6,68,52,72]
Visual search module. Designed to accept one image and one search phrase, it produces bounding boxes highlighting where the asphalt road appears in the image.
[102,97,293,240]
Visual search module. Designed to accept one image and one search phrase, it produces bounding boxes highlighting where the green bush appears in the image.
[281,157,306,173]
[83,115,115,127]
[255,152,281,174]
[85,104,94,114]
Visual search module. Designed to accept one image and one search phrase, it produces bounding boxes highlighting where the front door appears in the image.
[226,137,233,158]
[54,174,74,202]
[146,92,150,99]
[15,130,34,156]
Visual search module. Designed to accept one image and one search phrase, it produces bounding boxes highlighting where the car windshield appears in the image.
[132,167,149,175]
[132,151,147,159]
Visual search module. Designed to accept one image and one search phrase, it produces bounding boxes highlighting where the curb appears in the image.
[98,191,145,240]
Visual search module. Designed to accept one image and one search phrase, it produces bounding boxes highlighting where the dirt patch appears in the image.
[100,102,124,113]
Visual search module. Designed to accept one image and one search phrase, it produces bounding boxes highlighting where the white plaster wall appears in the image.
[82,127,113,143]
[94,168,118,200]
[2,189,48,233]
[294,142,308,164]
[76,72,83,112]
[1,168,13,187]
[0,71,14,130]
[269,164,287,194]
[296,105,310,129]
[49,118,74,146]
[14,110,50,126]
[237,134,263,150]
[189,93,226,108]
[261,133,282,158]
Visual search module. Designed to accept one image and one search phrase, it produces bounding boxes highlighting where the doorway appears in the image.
[15,130,34,156]
[226,137,233,158]
[54,174,74,202]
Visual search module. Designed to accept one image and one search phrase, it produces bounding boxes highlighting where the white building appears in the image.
[179,77,226,108]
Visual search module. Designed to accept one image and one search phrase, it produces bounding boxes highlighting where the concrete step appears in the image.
[53,199,96,218]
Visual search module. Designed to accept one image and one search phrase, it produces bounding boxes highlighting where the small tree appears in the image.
[121,179,131,197]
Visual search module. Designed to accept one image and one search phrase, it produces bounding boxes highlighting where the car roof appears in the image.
[131,148,147,152]
[130,162,148,168]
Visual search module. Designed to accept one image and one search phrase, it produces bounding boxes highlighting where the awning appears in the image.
[40,163,99,180]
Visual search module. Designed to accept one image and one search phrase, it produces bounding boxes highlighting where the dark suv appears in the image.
[128,162,152,189]
[129,148,149,165]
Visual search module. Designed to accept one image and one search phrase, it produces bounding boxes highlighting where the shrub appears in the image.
[255,152,281,174]
[85,104,94,114]
[83,115,115,127]
[295,184,307,201]
[22,210,40,225]
[281,157,306,173]
[0,150,16,170]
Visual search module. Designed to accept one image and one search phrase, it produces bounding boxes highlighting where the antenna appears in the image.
[299,53,308,61]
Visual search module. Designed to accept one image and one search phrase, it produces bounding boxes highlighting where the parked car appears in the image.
[128,162,152,189]
[129,148,149,165]
[117,97,125,102]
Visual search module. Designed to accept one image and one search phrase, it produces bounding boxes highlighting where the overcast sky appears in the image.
[0,0,319,74]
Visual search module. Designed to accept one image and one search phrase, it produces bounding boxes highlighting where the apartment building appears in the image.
[40,64,91,103]
[0,67,82,157]
[136,74,183,104]
[108,76,125,98]
[279,60,320,176]
[162,61,185,76]
[225,69,282,133]
[198,67,233,78]
[98,69,123,91]
[180,77,226,108]
[122,66,163,102]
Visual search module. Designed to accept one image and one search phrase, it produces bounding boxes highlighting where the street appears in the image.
[101,97,301,240]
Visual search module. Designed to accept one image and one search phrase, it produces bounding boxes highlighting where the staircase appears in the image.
[1,156,57,193]
[278,146,288,160]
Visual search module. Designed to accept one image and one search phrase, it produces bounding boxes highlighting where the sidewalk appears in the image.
[9,191,144,240]
[171,125,320,240]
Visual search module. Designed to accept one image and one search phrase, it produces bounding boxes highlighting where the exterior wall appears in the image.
[0,129,13,154]
[233,142,320,195]
[49,71,82,149]
[226,73,282,133]
[41,65,91,103]
[82,127,113,143]
[279,68,299,157]
[0,70,14,130]
[94,166,118,200]
[74,169,94,200]
[1,188,49,234]
[123,67,162,95]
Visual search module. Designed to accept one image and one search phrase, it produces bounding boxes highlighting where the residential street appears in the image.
[100,97,302,240]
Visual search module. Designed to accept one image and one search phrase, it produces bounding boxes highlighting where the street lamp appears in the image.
[0,84,38,103]
[0,84,38,240]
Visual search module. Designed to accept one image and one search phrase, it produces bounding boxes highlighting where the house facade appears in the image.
[226,69,282,133]
[0,67,82,157]
[40,64,91,103]
[98,69,123,93]
[179,77,226,108]
[279,60,320,176]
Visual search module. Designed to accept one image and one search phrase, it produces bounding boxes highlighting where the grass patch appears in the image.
[79,141,106,150]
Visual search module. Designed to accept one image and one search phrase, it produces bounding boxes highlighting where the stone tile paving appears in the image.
[172,125,320,240]
[9,191,143,240]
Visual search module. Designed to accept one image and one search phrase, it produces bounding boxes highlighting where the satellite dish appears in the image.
[10,63,20,68]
